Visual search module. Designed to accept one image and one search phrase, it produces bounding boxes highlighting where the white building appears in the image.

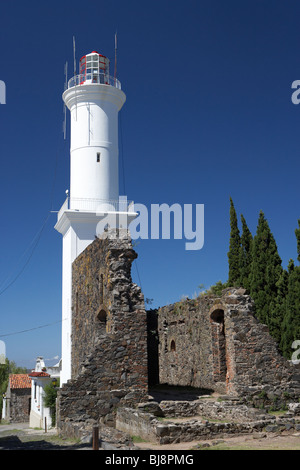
[29,357,61,430]
[55,51,136,385]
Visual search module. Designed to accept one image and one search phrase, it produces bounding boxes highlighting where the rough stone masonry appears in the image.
[56,230,300,440]
[56,230,148,437]
[157,287,300,404]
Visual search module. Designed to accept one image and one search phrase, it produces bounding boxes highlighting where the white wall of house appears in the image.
[29,356,61,430]
[1,395,7,420]
[29,377,52,430]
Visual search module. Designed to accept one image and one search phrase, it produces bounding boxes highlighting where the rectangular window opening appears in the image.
[97,152,101,162]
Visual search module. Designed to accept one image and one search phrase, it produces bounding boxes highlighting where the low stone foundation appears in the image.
[158,398,266,422]
[116,399,300,445]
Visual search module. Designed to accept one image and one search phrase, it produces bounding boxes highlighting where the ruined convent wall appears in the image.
[157,295,217,391]
[57,231,148,436]
[158,288,300,401]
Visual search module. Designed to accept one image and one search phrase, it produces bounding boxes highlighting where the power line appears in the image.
[0,212,51,296]
[0,318,65,338]
[0,115,65,297]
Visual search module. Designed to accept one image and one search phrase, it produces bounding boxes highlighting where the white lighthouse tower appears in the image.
[55,51,135,385]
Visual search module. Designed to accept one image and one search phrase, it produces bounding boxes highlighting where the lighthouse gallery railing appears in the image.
[68,73,121,90]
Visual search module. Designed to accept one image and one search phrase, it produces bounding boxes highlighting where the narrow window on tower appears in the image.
[97,152,101,162]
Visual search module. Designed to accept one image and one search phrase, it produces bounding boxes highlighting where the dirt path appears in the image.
[0,426,91,450]
[2,420,300,451]
[135,431,300,451]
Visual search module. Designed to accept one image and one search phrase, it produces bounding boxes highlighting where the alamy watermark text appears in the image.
[96,200,204,251]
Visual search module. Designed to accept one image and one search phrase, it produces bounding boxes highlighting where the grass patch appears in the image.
[0,429,23,436]
[131,435,147,443]
[267,410,288,417]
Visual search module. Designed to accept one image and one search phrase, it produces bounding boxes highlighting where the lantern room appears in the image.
[79,51,110,84]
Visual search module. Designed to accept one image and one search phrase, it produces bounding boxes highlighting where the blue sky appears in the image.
[1,0,300,368]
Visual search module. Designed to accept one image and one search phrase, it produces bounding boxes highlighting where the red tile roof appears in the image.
[9,374,31,389]
[28,371,50,378]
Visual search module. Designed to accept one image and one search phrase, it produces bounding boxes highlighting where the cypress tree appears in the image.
[280,221,300,358]
[239,214,253,290]
[228,198,241,287]
[249,211,282,327]
[295,219,300,263]
[270,267,288,346]
[280,260,295,358]
[286,265,300,357]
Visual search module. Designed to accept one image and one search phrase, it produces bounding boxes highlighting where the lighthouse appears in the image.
[55,51,136,385]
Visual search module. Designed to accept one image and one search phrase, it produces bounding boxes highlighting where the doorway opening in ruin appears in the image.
[210,309,227,384]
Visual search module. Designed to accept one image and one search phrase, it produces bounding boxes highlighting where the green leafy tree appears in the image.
[0,359,10,412]
[249,211,283,327]
[43,380,59,426]
[228,198,241,287]
[239,214,253,290]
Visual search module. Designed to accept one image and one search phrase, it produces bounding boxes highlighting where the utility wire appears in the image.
[0,78,68,342]
[0,212,51,296]
[0,318,66,338]
[0,132,64,296]
[0,110,67,298]
[50,139,62,212]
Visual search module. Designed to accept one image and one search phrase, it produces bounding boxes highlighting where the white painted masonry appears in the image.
[55,52,135,385]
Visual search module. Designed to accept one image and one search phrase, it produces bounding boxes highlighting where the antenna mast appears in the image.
[73,36,77,119]
[73,36,76,76]
[63,61,68,140]
[114,32,117,82]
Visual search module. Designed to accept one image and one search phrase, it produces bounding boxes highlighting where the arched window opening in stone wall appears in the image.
[97,308,107,329]
[211,309,225,326]
[170,339,176,352]
[210,309,227,384]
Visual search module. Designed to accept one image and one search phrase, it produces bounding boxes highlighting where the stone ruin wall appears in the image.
[157,295,216,391]
[56,231,149,436]
[157,288,300,403]
[56,231,300,440]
